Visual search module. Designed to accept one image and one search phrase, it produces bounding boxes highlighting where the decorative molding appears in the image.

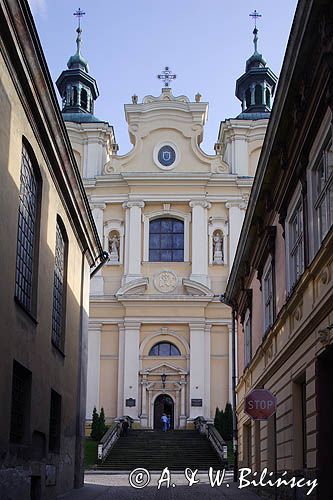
[122,200,145,209]
[153,270,178,293]
[116,278,148,296]
[182,278,213,297]
[189,199,211,209]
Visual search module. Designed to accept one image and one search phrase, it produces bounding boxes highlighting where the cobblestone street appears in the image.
[58,473,261,499]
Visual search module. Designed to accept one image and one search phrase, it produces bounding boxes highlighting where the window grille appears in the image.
[10,361,31,443]
[15,144,38,312]
[49,390,61,452]
[149,342,181,356]
[52,221,66,349]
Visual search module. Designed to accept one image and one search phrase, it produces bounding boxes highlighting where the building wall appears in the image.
[0,2,101,496]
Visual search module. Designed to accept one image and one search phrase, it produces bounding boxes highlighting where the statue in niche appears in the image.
[213,232,223,264]
[108,234,119,263]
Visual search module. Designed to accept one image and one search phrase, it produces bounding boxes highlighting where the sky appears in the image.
[28,0,298,155]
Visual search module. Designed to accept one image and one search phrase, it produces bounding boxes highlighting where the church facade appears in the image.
[57,25,276,429]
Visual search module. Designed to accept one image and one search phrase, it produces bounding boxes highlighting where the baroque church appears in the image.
[56,20,276,430]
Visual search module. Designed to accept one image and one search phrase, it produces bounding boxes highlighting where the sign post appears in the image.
[244,389,277,420]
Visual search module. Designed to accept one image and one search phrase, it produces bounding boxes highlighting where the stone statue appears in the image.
[195,92,202,102]
[109,234,119,262]
[213,233,223,264]
[132,94,138,104]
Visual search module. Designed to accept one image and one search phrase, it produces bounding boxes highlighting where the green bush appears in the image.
[90,406,108,441]
[214,402,233,441]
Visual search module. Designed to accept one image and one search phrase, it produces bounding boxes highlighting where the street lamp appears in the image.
[161,373,167,389]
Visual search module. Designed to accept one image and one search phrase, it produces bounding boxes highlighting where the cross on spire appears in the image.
[249,9,261,29]
[74,8,85,30]
[157,66,176,88]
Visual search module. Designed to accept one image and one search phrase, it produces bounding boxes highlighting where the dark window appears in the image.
[255,84,262,105]
[10,360,31,443]
[266,88,271,108]
[49,390,61,453]
[72,86,77,105]
[15,144,40,313]
[52,219,67,350]
[80,88,88,110]
[245,88,251,108]
[149,342,181,356]
[244,310,252,366]
[149,218,184,262]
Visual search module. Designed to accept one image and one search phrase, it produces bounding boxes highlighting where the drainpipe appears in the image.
[90,251,109,278]
[220,294,238,483]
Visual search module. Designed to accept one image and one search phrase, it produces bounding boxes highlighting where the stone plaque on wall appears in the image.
[45,465,56,486]
[126,398,136,407]
[191,399,203,407]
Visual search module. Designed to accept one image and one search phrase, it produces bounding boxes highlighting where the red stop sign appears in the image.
[245,389,277,420]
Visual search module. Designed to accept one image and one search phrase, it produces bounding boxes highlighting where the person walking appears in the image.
[161,413,168,432]
[167,415,171,431]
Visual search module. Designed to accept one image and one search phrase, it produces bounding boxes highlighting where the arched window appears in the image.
[149,342,181,356]
[15,141,41,313]
[72,86,78,105]
[266,88,271,108]
[245,88,251,108]
[52,217,68,351]
[149,218,184,262]
[255,85,262,105]
[80,88,88,110]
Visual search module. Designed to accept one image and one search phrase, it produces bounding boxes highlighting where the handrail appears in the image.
[97,415,133,462]
[194,416,228,464]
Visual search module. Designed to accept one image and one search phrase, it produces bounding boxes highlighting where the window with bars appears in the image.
[288,198,304,291]
[15,143,40,313]
[10,361,31,443]
[149,218,184,262]
[313,142,333,250]
[244,309,252,367]
[51,219,67,350]
[149,342,181,356]
[49,390,61,453]
[263,259,274,332]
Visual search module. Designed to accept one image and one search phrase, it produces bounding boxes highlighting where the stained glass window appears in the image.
[149,218,184,262]
[15,144,39,313]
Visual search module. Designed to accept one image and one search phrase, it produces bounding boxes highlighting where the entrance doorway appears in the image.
[154,394,174,430]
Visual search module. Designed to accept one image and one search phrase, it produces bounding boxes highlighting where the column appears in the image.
[122,201,145,285]
[140,376,148,428]
[228,324,233,406]
[262,82,267,106]
[250,83,255,105]
[226,201,247,270]
[86,323,102,419]
[179,375,187,429]
[189,322,206,419]
[90,203,106,295]
[204,324,211,419]
[122,321,141,420]
[117,323,125,417]
[189,200,211,287]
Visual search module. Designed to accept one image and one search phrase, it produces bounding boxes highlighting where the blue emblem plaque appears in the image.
[158,145,176,167]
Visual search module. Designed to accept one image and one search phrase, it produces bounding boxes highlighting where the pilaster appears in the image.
[90,203,106,295]
[226,201,247,270]
[123,321,141,419]
[86,322,102,418]
[122,201,145,284]
[189,200,211,287]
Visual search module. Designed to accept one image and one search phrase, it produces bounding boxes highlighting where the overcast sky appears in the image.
[28,0,298,154]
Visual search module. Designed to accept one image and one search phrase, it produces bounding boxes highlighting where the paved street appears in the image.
[58,472,261,499]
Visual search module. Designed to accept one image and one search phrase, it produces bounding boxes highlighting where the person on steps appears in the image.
[161,413,168,432]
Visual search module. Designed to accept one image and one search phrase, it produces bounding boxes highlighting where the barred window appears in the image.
[10,361,31,443]
[244,309,252,367]
[15,144,39,312]
[49,390,61,453]
[313,143,333,249]
[263,260,274,332]
[51,220,67,350]
[288,198,304,290]
[149,218,184,262]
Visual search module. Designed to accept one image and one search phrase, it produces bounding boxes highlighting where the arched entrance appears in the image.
[154,394,174,430]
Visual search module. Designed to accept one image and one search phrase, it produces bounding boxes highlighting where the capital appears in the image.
[91,203,106,211]
[225,201,247,210]
[189,200,211,209]
[122,201,145,209]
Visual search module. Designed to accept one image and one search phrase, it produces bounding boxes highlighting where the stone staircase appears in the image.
[97,429,224,471]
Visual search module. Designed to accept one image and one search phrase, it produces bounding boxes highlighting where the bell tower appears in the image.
[56,8,99,118]
[235,10,277,119]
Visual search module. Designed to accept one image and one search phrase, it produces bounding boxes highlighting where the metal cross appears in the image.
[249,9,262,29]
[74,8,86,29]
[157,66,177,88]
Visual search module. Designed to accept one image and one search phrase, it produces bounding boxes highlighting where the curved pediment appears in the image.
[182,278,213,297]
[116,278,148,296]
